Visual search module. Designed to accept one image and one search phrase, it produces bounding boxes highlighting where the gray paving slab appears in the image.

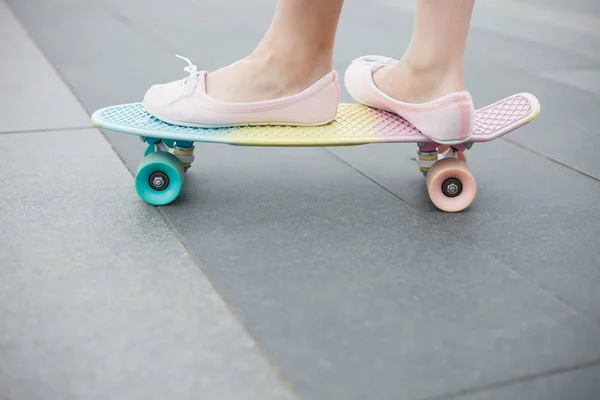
[0,129,295,400]
[454,364,600,400]
[0,1,91,133]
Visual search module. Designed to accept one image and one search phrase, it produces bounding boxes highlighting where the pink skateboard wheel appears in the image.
[426,158,477,212]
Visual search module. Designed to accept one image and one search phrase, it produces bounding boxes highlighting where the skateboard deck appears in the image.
[91,93,540,212]
[91,93,540,147]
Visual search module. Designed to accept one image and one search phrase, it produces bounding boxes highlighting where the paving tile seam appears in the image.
[324,148,600,329]
[503,137,600,183]
[4,0,93,118]
[324,147,421,212]
[150,206,303,400]
[421,357,600,400]
[535,65,600,73]
[469,24,600,69]
[4,7,302,397]
[0,125,96,135]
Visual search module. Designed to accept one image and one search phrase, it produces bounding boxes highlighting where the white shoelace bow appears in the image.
[175,54,199,96]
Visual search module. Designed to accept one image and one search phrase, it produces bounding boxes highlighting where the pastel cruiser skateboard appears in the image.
[91,93,540,212]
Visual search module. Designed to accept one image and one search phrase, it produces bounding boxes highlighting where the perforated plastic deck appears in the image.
[91,93,539,146]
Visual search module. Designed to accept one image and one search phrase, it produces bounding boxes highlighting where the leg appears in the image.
[374,0,475,103]
[344,0,476,144]
[206,0,344,103]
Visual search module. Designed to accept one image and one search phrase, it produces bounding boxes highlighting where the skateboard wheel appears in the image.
[135,151,184,206]
[426,158,476,212]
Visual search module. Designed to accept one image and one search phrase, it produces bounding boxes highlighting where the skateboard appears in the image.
[91,93,540,212]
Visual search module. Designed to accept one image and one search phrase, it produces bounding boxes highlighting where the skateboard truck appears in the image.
[172,142,195,172]
[416,142,471,176]
[142,137,195,172]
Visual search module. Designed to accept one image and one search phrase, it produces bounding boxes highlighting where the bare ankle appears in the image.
[245,49,333,95]
[398,54,464,92]
[250,46,332,77]
[373,57,465,104]
[205,48,333,103]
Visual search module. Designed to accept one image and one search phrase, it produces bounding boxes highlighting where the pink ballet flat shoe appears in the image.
[344,55,474,145]
[142,55,340,127]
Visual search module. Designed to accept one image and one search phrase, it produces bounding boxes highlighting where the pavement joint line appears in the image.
[4,1,93,130]
[421,357,600,400]
[0,125,96,135]
[151,206,303,400]
[3,1,91,130]
[535,65,600,73]
[324,147,421,212]
[502,137,600,183]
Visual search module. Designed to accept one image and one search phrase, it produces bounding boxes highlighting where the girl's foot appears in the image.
[142,54,340,128]
[205,53,332,103]
[344,55,474,145]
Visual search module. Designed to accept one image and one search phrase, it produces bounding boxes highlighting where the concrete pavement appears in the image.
[2,0,600,399]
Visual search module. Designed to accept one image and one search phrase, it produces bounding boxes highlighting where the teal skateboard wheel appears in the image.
[135,151,184,206]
